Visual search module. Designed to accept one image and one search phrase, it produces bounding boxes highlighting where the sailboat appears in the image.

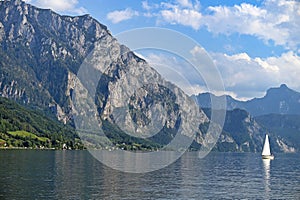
[262,134,274,160]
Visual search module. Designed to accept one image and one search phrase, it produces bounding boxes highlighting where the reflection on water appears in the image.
[89,150,183,173]
[1,151,300,199]
[263,159,271,199]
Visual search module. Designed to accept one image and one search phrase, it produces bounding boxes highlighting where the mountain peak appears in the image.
[266,84,295,97]
[195,84,300,116]
[280,83,288,89]
[0,0,110,107]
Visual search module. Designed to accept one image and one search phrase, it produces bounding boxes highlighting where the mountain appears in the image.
[1,1,297,153]
[0,95,162,150]
[0,0,209,150]
[0,96,83,149]
[217,108,264,152]
[195,85,300,152]
[193,92,239,111]
[194,84,300,116]
[0,0,110,123]
[255,114,300,152]
[203,108,295,153]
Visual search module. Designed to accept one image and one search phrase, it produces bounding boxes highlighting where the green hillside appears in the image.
[0,97,162,150]
[0,97,83,149]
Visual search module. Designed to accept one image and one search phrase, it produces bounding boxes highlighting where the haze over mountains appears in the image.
[194,84,300,116]
[195,84,300,152]
[0,0,299,152]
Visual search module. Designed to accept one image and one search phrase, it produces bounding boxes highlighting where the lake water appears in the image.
[0,150,300,199]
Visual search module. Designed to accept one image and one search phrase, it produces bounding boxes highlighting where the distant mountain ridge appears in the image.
[194,84,300,116]
[194,85,300,153]
[202,108,296,153]
[255,113,300,152]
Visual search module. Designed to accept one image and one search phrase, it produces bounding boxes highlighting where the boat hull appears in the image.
[262,155,274,160]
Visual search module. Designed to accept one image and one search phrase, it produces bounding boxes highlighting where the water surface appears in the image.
[0,150,300,199]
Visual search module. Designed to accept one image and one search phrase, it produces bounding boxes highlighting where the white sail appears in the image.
[262,134,271,156]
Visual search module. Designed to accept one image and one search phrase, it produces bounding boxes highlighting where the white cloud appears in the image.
[190,45,206,57]
[212,51,300,99]
[107,8,139,24]
[138,52,207,96]
[160,6,202,30]
[150,0,300,50]
[24,0,87,15]
[254,57,279,72]
[137,0,300,99]
[134,49,300,100]
[141,1,160,17]
[141,0,160,10]
[135,49,227,98]
[142,1,152,10]
[176,0,193,8]
[204,2,291,47]
[225,53,251,62]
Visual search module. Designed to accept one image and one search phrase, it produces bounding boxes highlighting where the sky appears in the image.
[23,0,300,100]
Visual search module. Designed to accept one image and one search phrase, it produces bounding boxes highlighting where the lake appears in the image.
[0,150,300,199]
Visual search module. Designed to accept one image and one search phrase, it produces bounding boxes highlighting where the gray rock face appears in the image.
[73,30,209,148]
[215,108,295,153]
[0,0,109,121]
[0,0,211,148]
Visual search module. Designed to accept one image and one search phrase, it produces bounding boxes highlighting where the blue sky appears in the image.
[24,0,300,100]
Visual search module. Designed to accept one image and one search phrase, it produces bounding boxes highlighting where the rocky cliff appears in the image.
[203,108,297,153]
[0,0,109,122]
[0,0,210,149]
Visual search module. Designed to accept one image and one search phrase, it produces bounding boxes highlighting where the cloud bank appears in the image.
[107,8,139,24]
[137,0,300,50]
[24,0,87,15]
[212,51,300,99]
[138,50,300,100]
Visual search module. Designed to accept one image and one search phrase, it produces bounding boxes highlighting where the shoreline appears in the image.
[0,148,298,154]
[0,147,57,150]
